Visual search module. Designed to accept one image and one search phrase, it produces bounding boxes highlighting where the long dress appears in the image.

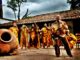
[9,26,19,47]
[20,27,29,49]
[41,27,48,48]
[29,27,38,48]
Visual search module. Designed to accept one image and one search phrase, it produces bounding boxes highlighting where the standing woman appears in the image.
[47,25,53,48]
[41,23,48,48]
[29,24,38,48]
[9,21,19,48]
[20,25,29,49]
[36,25,41,48]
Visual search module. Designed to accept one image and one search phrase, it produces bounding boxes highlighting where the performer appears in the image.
[20,25,29,49]
[29,24,38,48]
[36,25,41,48]
[52,15,72,57]
[65,33,77,49]
[41,23,48,48]
[9,21,19,48]
[47,25,53,48]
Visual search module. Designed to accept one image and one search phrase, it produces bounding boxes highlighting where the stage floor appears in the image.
[0,47,80,60]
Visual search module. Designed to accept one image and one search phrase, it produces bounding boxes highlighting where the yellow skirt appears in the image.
[66,33,77,49]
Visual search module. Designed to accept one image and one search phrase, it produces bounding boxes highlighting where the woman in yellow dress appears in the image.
[20,25,29,49]
[41,23,48,48]
[9,21,19,48]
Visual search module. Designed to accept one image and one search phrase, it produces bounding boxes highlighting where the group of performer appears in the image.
[9,15,77,57]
